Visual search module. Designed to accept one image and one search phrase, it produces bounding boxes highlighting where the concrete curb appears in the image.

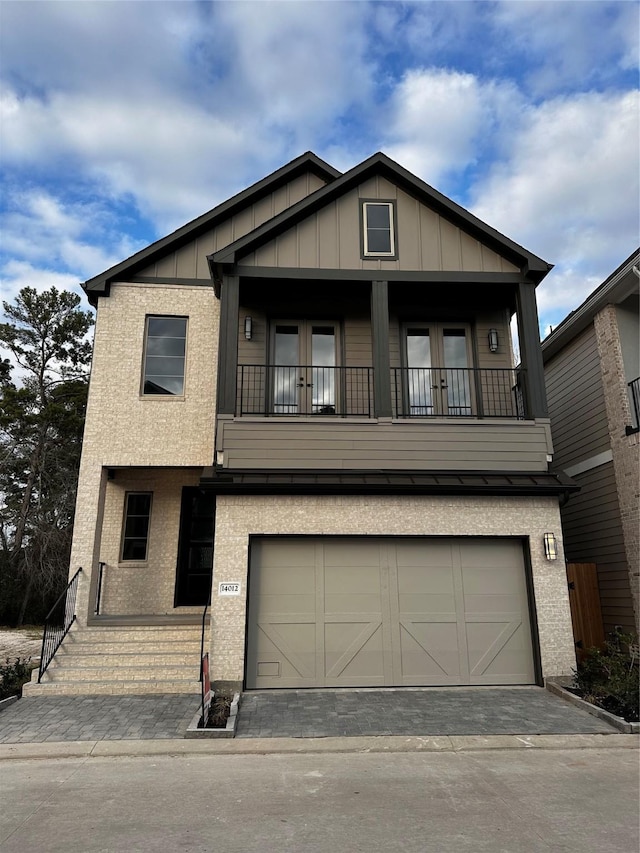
[0,732,637,761]
[0,695,19,714]
[546,679,640,734]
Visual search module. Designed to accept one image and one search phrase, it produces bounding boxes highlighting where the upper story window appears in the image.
[142,316,187,396]
[362,201,396,258]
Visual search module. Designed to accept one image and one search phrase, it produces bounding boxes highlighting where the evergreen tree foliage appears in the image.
[0,287,93,625]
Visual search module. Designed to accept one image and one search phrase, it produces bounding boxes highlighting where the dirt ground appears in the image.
[0,628,42,663]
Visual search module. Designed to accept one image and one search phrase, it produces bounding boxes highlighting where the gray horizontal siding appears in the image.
[544,325,609,467]
[218,418,552,472]
[560,462,634,633]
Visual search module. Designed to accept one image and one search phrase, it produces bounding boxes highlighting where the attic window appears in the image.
[362,201,395,257]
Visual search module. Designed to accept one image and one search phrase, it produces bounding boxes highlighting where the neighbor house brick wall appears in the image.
[210,495,575,689]
[70,283,218,622]
[595,304,640,632]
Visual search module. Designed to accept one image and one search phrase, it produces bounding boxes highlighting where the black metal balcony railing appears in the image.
[628,376,640,432]
[237,365,374,417]
[392,367,524,419]
[236,365,524,419]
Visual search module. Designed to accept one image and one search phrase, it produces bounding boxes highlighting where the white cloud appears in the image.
[0,260,84,307]
[382,68,521,187]
[493,1,639,94]
[472,90,639,262]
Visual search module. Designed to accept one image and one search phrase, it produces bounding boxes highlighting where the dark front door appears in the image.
[174,488,215,606]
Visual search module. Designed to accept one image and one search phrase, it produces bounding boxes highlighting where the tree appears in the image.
[0,287,93,625]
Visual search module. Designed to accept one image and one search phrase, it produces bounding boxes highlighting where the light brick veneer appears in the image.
[210,494,576,689]
[595,305,640,631]
[70,283,218,622]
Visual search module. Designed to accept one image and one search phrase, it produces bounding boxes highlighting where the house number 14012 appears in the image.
[218,582,241,596]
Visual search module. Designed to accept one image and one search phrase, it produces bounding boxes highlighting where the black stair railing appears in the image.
[38,568,82,682]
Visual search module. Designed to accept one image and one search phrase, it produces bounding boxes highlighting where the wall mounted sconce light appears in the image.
[543,532,558,561]
[488,328,499,353]
[244,316,253,340]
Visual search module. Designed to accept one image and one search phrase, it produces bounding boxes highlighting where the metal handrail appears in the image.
[199,596,211,682]
[94,562,106,615]
[38,568,82,682]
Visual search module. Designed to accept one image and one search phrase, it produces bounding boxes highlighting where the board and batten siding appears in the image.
[561,462,634,633]
[217,419,552,472]
[544,324,610,468]
[135,171,328,280]
[238,178,521,274]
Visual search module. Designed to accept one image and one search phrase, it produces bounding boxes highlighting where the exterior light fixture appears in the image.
[488,328,499,353]
[244,316,253,340]
[543,532,558,561]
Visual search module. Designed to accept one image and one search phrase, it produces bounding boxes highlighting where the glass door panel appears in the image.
[272,321,339,415]
[274,325,300,414]
[442,328,472,415]
[406,328,433,415]
[311,326,336,414]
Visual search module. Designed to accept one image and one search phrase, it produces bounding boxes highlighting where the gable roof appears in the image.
[541,248,640,362]
[81,152,340,305]
[209,151,552,283]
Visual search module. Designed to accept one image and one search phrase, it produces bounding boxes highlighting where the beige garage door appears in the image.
[246,537,536,689]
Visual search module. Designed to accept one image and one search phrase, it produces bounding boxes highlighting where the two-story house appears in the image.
[26,152,577,697]
[542,250,639,637]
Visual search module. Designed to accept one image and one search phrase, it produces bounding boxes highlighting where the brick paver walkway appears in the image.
[0,694,200,743]
[235,687,617,738]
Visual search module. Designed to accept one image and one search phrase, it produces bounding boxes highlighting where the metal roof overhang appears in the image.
[199,469,579,502]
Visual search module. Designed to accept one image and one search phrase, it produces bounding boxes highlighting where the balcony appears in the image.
[236,365,524,419]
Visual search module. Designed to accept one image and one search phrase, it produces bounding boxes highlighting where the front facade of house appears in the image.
[28,153,577,695]
[543,251,640,636]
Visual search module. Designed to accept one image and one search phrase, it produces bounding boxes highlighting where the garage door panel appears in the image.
[399,621,461,681]
[325,621,385,681]
[247,537,536,688]
[255,622,316,681]
[396,540,454,567]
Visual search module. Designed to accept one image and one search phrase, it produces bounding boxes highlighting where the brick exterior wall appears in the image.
[210,494,576,689]
[97,468,203,615]
[594,305,640,632]
[70,283,218,622]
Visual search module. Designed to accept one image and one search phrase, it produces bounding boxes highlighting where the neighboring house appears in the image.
[542,250,640,637]
[25,152,578,697]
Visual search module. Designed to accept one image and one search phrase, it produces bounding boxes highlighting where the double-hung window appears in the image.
[121,493,152,561]
[362,201,396,257]
[142,316,187,396]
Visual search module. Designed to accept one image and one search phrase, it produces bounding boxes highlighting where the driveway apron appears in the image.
[235,687,617,738]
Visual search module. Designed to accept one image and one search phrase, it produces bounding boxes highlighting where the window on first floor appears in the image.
[142,315,187,396]
[362,201,396,257]
[121,492,152,561]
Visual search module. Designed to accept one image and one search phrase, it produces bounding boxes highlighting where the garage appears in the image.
[246,537,537,689]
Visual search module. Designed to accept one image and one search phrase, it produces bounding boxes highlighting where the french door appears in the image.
[272,321,339,415]
[405,324,473,416]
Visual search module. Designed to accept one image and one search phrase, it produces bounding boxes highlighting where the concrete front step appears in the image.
[51,652,200,668]
[59,641,202,655]
[25,621,209,696]
[44,665,200,682]
[22,679,202,696]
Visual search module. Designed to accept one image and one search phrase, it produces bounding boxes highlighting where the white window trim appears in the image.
[362,201,396,257]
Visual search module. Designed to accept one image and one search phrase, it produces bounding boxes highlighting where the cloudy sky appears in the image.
[1,0,638,335]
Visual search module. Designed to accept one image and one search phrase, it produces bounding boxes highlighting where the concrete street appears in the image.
[1,747,638,852]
